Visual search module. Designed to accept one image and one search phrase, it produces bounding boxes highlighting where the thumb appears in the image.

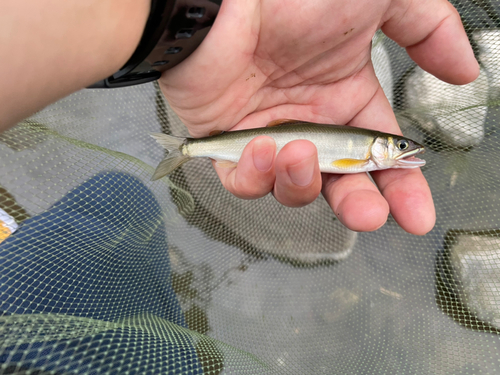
[382,0,479,84]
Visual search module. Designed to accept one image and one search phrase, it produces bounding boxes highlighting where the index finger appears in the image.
[371,168,435,235]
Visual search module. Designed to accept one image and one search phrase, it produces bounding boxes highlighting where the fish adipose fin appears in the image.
[209,129,225,136]
[150,133,190,180]
[331,158,368,170]
[266,119,302,127]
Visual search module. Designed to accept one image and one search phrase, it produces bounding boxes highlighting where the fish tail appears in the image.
[150,133,190,180]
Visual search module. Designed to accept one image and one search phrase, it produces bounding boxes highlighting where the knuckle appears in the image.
[234,180,271,199]
[274,185,321,208]
[220,165,274,200]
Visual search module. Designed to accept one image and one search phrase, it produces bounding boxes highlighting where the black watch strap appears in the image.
[88,0,220,88]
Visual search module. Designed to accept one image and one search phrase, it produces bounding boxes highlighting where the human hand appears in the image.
[158,0,479,235]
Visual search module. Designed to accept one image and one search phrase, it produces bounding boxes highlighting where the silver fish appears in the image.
[151,120,425,181]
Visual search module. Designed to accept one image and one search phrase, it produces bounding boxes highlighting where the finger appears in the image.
[371,168,435,235]
[214,136,276,199]
[383,0,479,84]
[322,173,389,232]
[348,72,402,134]
[273,140,322,207]
[350,78,435,234]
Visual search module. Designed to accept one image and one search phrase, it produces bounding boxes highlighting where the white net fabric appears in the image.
[3,2,500,373]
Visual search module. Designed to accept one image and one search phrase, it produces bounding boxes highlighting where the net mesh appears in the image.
[3,2,500,373]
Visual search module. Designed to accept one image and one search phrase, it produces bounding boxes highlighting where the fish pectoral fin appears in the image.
[215,160,238,169]
[266,119,301,127]
[331,158,368,170]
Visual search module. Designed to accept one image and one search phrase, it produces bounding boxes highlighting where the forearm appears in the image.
[0,0,150,132]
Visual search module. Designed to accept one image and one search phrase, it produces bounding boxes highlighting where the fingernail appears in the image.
[287,157,315,187]
[253,138,275,172]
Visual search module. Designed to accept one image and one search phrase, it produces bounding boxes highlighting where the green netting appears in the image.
[3,2,500,374]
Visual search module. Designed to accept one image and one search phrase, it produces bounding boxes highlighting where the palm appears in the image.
[159,0,479,235]
[160,0,389,134]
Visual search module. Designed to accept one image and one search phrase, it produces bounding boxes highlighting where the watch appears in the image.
[88,0,220,88]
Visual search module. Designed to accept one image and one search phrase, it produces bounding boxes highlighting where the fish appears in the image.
[150,119,425,181]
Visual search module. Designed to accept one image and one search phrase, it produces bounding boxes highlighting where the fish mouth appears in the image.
[395,147,426,167]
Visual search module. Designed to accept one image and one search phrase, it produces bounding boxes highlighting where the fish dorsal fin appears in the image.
[331,158,368,170]
[209,129,225,136]
[266,119,301,127]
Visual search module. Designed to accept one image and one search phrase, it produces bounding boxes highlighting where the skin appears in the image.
[0,0,478,235]
[159,0,480,235]
[0,0,150,129]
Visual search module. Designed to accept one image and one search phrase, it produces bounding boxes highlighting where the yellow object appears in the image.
[0,208,18,243]
[0,221,11,242]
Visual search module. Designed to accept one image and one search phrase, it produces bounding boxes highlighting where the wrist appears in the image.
[90,0,220,88]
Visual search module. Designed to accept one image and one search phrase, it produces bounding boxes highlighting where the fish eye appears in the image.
[397,140,409,151]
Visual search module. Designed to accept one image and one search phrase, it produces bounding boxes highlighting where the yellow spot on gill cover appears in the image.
[331,158,368,170]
